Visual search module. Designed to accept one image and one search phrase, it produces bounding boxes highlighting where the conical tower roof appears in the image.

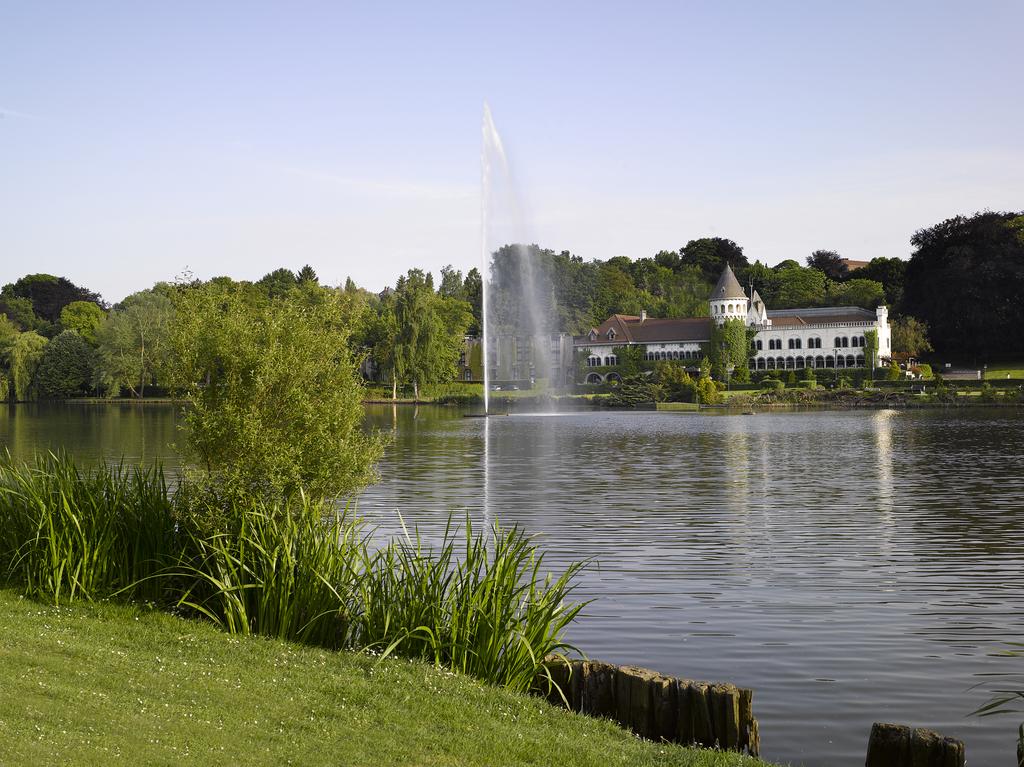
[711,264,747,300]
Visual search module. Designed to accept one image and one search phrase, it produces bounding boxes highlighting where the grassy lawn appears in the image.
[983,362,1024,380]
[0,591,774,767]
[656,402,699,411]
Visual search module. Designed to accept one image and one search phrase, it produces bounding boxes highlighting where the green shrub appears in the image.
[761,378,784,390]
[34,330,96,399]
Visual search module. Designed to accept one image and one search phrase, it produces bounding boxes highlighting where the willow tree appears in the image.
[94,290,174,398]
[6,331,48,401]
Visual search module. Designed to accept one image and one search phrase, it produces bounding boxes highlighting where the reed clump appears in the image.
[0,452,585,693]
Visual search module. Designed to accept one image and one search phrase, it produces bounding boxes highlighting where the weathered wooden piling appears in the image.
[532,658,759,756]
[864,722,964,767]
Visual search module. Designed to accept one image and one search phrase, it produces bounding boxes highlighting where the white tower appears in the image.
[709,264,749,325]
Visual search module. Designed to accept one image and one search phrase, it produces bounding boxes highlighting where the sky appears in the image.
[1,1,1021,303]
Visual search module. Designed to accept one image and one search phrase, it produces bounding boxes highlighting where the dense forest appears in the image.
[0,210,1020,400]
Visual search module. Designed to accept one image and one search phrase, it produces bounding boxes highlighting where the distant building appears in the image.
[458,333,576,387]
[841,258,870,272]
[575,265,892,383]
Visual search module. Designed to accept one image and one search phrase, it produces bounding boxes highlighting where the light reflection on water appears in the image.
[358,405,1024,767]
[2,403,1022,766]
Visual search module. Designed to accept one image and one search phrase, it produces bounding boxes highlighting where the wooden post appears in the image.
[865,722,964,767]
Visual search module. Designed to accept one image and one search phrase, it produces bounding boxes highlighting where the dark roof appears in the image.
[576,314,712,345]
[841,259,870,271]
[766,306,876,326]
[711,265,747,300]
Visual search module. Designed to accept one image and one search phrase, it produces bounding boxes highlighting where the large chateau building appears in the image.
[575,264,891,384]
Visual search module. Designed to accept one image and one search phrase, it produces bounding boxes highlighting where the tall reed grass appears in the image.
[0,453,587,694]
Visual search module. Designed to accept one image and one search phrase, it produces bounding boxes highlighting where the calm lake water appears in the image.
[2,402,1023,766]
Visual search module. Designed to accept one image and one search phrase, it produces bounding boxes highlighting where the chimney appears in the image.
[640,309,647,323]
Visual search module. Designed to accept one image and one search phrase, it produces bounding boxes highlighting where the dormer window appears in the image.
[589,330,597,341]
[607,329,616,340]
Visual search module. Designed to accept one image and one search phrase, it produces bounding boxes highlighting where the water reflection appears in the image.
[2,403,1023,766]
[358,406,1024,767]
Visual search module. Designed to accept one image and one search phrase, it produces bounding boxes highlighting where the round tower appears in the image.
[709,264,749,325]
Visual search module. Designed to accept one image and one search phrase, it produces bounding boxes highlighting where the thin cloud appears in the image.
[0,107,44,120]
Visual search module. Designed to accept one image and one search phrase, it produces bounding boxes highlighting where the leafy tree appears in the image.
[168,280,382,501]
[886,360,901,381]
[462,268,483,335]
[438,265,465,299]
[2,273,102,324]
[891,316,934,358]
[34,330,96,398]
[94,290,174,398]
[806,250,848,281]
[654,361,696,402]
[828,278,886,308]
[0,295,43,332]
[856,257,907,307]
[296,265,318,284]
[256,268,298,299]
[59,301,106,344]
[680,238,748,280]
[393,269,472,399]
[772,264,826,307]
[903,211,1024,355]
[5,331,48,400]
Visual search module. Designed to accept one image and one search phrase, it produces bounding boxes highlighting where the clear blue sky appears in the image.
[2,1,1021,302]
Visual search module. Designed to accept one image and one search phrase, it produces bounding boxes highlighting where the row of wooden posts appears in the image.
[533,657,992,767]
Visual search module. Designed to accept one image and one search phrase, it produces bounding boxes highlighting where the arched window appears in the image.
[604,357,611,366]
[834,336,842,348]
[767,358,775,370]
[757,358,766,370]
[786,357,795,369]
[856,354,865,367]
[727,304,733,313]
[586,372,602,384]
[749,358,757,369]
[588,356,600,367]
[815,355,825,368]
[841,337,849,348]
[796,356,805,368]
[756,340,763,350]
[847,354,856,368]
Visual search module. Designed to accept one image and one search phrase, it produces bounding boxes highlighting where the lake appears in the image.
[2,402,1023,766]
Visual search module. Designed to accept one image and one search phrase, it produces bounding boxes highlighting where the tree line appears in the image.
[1,209,1020,400]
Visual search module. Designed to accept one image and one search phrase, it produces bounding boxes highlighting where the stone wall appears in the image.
[533,658,759,756]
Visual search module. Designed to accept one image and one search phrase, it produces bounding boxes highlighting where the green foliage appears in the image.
[0,295,42,332]
[296,264,318,284]
[0,454,177,604]
[391,269,473,398]
[94,290,174,398]
[904,210,1024,355]
[772,264,826,307]
[5,331,48,400]
[806,250,848,281]
[761,378,784,390]
[709,318,748,380]
[892,316,934,358]
[886,360,901,381]
[654,361,696,402]
[603,374,660,408]
[255,267,298,298]
[680,237,748,280]
[837,374,852,389]
[863,329,879,372]
[0,454,588,699]
[695,374,721,405]
[2,273,101,324]
[59,301,106,345]
[915,363,933,379]
[828,278,886,308]
[34,330,96,399]
[612,344,646,375]
[856,257,907,307]
[169,280,383,502]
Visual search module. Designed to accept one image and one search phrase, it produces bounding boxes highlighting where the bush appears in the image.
[761,378,784,390]
[34,330,96,398]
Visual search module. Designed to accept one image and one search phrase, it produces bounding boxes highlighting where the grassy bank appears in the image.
[0,590,774,767]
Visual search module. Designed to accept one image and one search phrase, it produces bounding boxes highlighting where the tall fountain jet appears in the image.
[480,102,555,415]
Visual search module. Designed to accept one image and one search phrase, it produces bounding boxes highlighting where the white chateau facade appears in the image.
[576,264,892,383]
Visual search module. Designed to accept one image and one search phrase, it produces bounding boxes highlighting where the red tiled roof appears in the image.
[576,315,712,345]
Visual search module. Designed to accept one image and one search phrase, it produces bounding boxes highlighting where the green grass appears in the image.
[983,362,1024,380]
[0,590,776,767]
[656,402,699,411]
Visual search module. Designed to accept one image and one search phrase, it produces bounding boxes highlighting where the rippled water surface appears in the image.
[2,403,1023,766]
